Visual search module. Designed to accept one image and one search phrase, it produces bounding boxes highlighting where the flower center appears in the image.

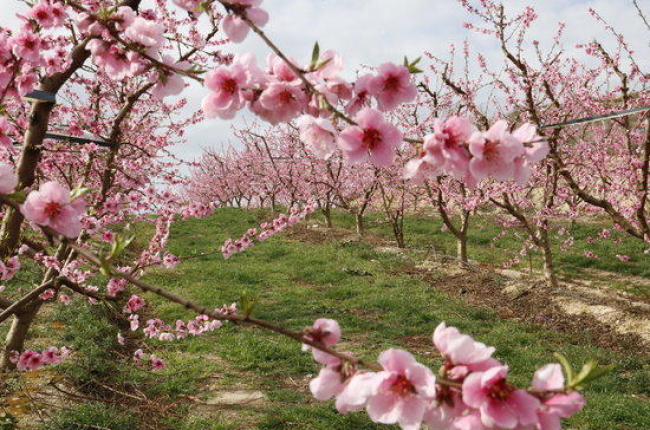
[306,327,328,343]
[483,140,499,160]
[362,128,382,149]
[44,201,62,219]
[383,75,400,92]
[221,78,238,94]
[487,379,515,401]
[390,374,416,396]
[279,89,295,105]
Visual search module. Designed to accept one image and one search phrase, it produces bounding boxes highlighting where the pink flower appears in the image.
[511,123,550,183]
[202,64,249,120]
[424,117,474,173]
[124,17,165,50]
[0,163,18,194]
[114,6,136,31]
[117,333,126,345]
[335,371,384,413]
[302,318,341,354]
[532,364,586,430]
[432,322,497,369]
[222,3,269,43]
[151,56,187,99]
[12,32,41,62]
[346,74,374,116]
[337,108,403,167]
[403,153,438,182]
[129,314,140,331]
[40,289,55,300]
[162,253,180,268]
[172,0,203,14]
[296,115,338,158]
[125,295,145,313]
[17,350,42,371]
[21,182,86,238]
[616,254,631,262]
[258,82,308,123]
[41,347,64,365]
[50,3,68,26]
[150,355,165,371]
[468,121,525,182]
[310,356,349,400]
[357,349,437,430]
[0,118,15,148]
[462,365,540,429]
[368,63,417,112]
[28,2,55,28]
[133,349,145,361]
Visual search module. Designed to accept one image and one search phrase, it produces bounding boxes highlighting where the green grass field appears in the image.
[5,208,649,429]
[109,209,648,429]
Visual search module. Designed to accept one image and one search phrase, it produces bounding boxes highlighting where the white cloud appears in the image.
[1,0,648,168]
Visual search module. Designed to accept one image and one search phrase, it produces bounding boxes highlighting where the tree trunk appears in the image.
[355,213,364,235]
[1,302,40,369]
[391,219,405,248]
[456,210,470,263]
[323,207,333,228]
[457,234,468,263]
[1,244,68,369]
[540,231,558,288]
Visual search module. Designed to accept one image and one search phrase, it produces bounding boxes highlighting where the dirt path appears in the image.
[289,224,650,356]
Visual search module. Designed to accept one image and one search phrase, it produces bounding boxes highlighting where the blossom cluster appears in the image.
[0,1,69,99]
[221,203,316,258]
[0,256,21,281]
[133,348,165,371]
[126,303,236,342]
[404,118,550,186]
[10,346,71,371]
[305,320,585,430]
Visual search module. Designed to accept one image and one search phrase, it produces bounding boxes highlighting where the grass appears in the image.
[2,208,647,429]
[129,208,648,430]
[314,210,649,296]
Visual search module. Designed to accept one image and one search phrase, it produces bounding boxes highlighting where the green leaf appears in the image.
[553,352,574,384]
[5,190,28,204]
[239,293,259,318]
[107,232,135,261]
[311,42,321,68]
[70,187,93,200]
[314,57,332,71]
[99,255,113,277]
[571,361,615,389]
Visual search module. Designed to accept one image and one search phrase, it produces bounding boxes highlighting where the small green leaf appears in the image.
[239,293,259,318]
[314,57,332,71]
[553,352,574,384]
[99,255,113,277]
[70,187,93,200]
[6,190,28,203]
[571,361,614,389]
[311,42,321,68]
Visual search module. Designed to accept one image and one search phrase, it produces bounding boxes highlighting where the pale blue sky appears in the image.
[2,1,648,165]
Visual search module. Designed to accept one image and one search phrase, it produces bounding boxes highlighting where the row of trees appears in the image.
[188,4,649,289]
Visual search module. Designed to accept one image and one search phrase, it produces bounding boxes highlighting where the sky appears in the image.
[2,1,649,167]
